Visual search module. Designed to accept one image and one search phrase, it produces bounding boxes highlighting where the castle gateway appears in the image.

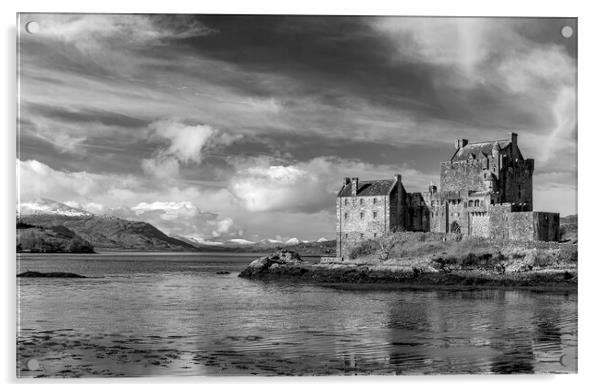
[335,133,560,259]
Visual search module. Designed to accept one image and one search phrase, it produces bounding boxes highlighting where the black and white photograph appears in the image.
[15,12,578,378]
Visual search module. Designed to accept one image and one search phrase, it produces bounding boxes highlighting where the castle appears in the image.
[335,132,560,260]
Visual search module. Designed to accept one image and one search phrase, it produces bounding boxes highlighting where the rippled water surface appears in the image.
[17,253,577,377]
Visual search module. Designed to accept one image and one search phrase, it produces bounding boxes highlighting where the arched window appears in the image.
[468,200,474,207]
[360,212,364,219]
[344,212,348,219]
[475,200,480,207]
[360,198,364,205]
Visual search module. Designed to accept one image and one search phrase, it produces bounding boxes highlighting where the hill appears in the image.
[18,215,197,252]
[17,222,95,253]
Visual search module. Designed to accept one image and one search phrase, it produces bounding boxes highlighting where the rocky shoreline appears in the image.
[239,249,577,289]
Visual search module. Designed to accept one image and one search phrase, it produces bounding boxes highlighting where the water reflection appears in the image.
[17,253,577,376]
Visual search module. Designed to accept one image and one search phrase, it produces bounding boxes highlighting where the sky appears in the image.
[17,14,577,242]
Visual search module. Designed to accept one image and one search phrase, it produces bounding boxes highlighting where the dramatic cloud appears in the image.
[141,120,241,179]
[229,156,437,214]
[17,15,577,240]
[128,201,239,239]
[150,120,218,164]
[230,162,328,213]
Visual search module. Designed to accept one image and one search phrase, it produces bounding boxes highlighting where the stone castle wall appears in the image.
[440,159,489,194]
[336,194,389,258]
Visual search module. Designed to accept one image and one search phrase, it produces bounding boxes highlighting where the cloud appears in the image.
[372,18,491,75]
[150,120,218,164]
[230,161,328,213]
[128,200,239,238]
[18,159,127,201]
[18,158,242,238]
[229,156,438,214]
[141,155,180,179]
[30,14,215,52]
[142,120,242,179]
[64,200,106,214]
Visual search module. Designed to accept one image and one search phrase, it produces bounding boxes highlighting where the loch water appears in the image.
[17,252,577,377]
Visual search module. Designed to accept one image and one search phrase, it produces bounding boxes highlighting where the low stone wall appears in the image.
[320,256,343,263]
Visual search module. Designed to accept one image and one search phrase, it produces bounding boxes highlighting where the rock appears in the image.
[17,271,87,278]
[239,250,303,277]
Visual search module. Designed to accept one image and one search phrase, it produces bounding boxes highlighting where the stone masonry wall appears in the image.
[501,158,534,208]
[337,194,388,259]
[488,203,513,240]
[469,212,490,237]
[533,212,560,241]
[441,160,488,194]
[508,212,535,240]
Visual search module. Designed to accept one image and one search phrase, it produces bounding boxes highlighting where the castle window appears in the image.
[360,233,364,239]
[475,200,480,207]
[373,211,377,218]
[374,233,377,238]
[373,198,377,204]
[345,233,348,239]
[360,198,364,205]
[344,199,348,206]
[344,212,348,220]
[468,200,474,207]
[360,212,364,219]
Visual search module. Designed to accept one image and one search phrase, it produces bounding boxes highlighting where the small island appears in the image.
[239,232,577,289]
[241,133,577,290]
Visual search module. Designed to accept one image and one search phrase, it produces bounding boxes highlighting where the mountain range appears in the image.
[17,199,335,254]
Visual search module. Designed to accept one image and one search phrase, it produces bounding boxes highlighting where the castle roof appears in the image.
[450,140,510,161]
[337,179,395,197]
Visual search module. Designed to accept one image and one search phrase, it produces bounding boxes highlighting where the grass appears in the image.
[347,231,577,273]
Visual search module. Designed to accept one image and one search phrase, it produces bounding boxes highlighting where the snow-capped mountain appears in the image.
[258,238,283,244]
[285,237,300,245]
[227,238,256,245]
[18,198,93,217]
[179,235,224,246]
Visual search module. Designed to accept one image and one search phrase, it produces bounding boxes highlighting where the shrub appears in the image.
[348,240,379,260]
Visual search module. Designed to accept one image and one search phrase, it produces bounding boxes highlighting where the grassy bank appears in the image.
[239,233,577,288]
[347,232,577,275]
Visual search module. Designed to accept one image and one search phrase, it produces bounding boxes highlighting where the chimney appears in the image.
[344,177,351,186]
[454,138,468,150]
[394,173,402,184]
[351,177,358,196]
[509,132,518,157]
